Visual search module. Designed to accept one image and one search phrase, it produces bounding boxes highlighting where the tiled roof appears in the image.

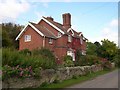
[30,17,87,40]
[43,17,67,33]
[44,17,80,38]
[30,22,57,39]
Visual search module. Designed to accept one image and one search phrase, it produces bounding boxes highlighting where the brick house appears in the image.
[16,13,87,62]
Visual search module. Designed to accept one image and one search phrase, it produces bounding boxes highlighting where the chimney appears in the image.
[46,16,54,21]
[62,13,71,29]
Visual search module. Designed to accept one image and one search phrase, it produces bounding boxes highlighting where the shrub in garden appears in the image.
[2,48,57,79]
[64,55,74,67]
[113,54,120,68]
[75,50,100,66]
[85,55,100,66]
[2,65,41,80]
[3,48,56,69]
[100,58,112,70]
[2,48,21,66]
[19,49,31,56]
[32,48,56,69]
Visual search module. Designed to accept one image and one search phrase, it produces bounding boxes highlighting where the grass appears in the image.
[22,68,117,90]
[41,69,116,88]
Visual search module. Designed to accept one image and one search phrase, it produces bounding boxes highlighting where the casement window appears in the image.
[80,38,83,44]
[67,50,75,61]
[67,51,72,56]
[58,32,62,37]
[24,35,31,42]
[48,38,53,44]
[68,35,72,42]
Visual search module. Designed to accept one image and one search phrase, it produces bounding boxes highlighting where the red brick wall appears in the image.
[71,38,80,49]
[81,40,87,51]
[45,38,56,51]
[19,25,43,51]
[56,35,68,46]
[54,47,67,63]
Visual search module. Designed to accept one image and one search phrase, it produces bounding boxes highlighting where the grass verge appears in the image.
[22,68,117,90]
[41,69,116,88]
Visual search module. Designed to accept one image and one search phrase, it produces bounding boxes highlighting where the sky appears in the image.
[0,0,119,46]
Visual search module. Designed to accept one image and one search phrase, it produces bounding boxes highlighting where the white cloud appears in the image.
[100,19,118,45]
[0,0,30,23]
[110,19,118,27]
[64,0,71,2]
[87,19,118,46]
[43,2,48,8]
[34,11,46,23]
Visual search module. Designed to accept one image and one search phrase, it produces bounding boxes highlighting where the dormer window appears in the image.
[24,35,31,42]
[49,38,53,44]
[58,32,62,37]
[68,35,72,42]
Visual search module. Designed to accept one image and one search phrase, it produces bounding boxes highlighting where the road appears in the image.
[68,70,119,88]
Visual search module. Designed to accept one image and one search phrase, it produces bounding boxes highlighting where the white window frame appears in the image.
[49,38,53,44]
[80,38,83,44]
[82,50,86,55]
[67,51,72,56]
[68,35,72,42]
[58,32,62,38]
[24,35,31,42]
[67,50,75,61]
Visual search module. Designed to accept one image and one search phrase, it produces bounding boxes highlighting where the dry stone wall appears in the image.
[2,64,104,88]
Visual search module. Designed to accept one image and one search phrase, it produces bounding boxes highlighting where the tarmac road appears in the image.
[68,69,119,88]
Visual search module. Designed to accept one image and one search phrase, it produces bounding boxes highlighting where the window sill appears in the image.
[24,41,31,42]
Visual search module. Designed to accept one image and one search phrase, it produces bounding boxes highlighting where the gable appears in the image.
[67,28,74,36]
[15,22,44,40]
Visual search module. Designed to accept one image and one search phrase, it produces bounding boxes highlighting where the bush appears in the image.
[32,48,56,69]
[113,54,120,68]
[100,58,112,70]
[2,65,41,80]
[2,48,21,66]
[75,50,100,66]
[19,49,31,56]
[85,55,100,65]
[2,48,56,69]
[2,48,57,79]
[64,55,74,67]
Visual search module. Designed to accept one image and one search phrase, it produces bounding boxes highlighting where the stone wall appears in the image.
[2,64,103,88]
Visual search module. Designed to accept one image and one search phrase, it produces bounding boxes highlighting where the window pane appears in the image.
[49,38,53,44]
[24,35,31,42]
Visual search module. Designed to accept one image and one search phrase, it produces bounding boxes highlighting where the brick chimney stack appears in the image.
[46,16,54,21]
[62,13,71,29]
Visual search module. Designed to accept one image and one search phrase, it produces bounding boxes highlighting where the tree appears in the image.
[2,29,12,47]
[2,22,23,48]
[94,41,103,57]
[100,39,118,60]
[86,42,97,56]
[113,49,120,67]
